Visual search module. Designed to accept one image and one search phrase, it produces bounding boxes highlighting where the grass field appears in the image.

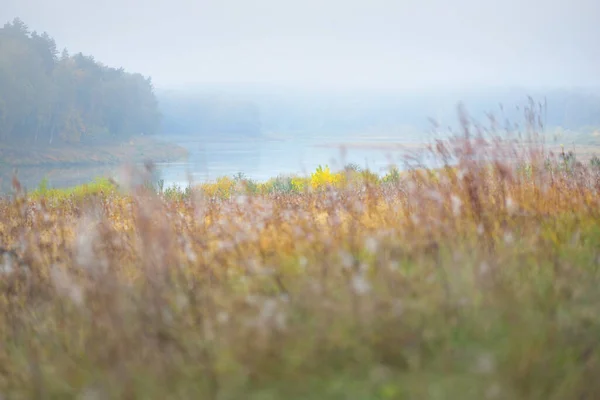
[2,115,600,399]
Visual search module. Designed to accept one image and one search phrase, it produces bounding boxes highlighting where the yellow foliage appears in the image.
[199,176,236,198]
[310,165,343,190]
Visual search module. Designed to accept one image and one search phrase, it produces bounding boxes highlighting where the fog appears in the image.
[3,0,599,91]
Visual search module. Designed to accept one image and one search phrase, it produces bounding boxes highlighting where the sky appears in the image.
[2,0,599,91]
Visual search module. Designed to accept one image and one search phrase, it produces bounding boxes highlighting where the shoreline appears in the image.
[312,142,427,151]
[313,141,600,162]
[0,136,188,168]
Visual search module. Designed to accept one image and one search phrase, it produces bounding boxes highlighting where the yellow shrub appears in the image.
[310,165,342,190]
[199,176,236,198]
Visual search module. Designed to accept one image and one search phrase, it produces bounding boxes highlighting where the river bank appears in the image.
[0,136,188,168]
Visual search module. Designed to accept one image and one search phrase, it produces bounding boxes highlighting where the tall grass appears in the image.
[2,105,600,399]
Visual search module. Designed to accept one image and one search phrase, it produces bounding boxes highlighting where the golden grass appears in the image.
[2,116,600,399]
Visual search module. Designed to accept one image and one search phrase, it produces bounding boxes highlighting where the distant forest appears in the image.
[158,91,262,137]
[0,18,160,147]
[3,18,600,148]
[158,85,600,140]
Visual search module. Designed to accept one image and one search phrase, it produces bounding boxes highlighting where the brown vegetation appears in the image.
[1,109,600,399]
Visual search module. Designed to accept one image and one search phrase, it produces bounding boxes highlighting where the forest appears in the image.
[0,18,161,147]
[3,17,600,149]
[158,84,600,141]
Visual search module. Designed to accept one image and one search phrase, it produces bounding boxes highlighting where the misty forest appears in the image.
[3,18,600,152]
[3,8,600,400]
[0,18,266,149]
[0,18,160,146]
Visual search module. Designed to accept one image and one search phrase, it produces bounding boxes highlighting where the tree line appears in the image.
[0,18,161,147]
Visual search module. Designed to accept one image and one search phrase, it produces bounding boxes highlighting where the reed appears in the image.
[1,105,600,399]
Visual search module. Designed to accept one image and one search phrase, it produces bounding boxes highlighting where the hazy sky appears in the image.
[2,0,599,90]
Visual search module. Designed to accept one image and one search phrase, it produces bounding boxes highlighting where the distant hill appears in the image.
[156,85,600,140]
[157,90,262,138]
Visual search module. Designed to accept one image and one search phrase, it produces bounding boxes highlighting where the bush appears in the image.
[381,166,402,184]
[310,165,344,190]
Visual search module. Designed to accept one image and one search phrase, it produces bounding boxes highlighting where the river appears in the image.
[1,131,438,193]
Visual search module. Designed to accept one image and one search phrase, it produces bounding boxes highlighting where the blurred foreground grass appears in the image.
[3,113,600,399]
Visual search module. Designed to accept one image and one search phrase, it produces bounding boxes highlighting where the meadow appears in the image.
[2,111,600,399]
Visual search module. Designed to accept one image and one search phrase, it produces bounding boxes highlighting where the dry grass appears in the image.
[2,108,600,399]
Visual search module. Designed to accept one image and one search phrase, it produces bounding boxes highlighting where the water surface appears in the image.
[154,133,431,188]
[1,131,437,193]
